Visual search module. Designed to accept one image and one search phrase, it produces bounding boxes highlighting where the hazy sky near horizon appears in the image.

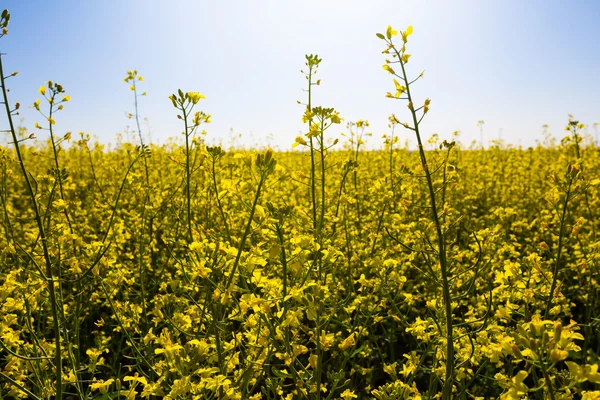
[1,1,599,149]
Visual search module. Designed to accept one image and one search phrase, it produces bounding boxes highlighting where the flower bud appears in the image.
[511,344,523,359]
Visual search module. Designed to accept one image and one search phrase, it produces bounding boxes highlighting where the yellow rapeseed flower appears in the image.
[339,333,356,351]
[186,91,205,104]
[90,379,114,395]
[386,25,398,39]
[340,389,358,399]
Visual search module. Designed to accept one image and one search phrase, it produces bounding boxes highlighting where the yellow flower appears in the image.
[339,333,356,351]
[66,370,77,384]
[383,362,397,377]
[330,112,342,124]
[90,379,114,394]
[38,85,46,95]
[402,25,413,43]
[340,389,358,399]
[386,25,398,39]
[550,349,569,362]
[186,91,205,104]
[393,79,406,98]
[154,343,183,358]
[123,373,148,386]
[292,136,307,148]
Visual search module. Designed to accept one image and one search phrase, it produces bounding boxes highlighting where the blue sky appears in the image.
[1,0,599,149]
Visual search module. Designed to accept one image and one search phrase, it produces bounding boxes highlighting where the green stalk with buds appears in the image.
[378,25,455,399]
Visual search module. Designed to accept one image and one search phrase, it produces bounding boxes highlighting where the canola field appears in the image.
[1,11,600,400]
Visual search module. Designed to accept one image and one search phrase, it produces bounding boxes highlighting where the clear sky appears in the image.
[1,0,599,150]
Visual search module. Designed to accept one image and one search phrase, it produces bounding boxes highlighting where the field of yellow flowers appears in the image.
[1,10,599,400]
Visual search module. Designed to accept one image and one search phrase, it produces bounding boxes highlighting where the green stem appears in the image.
[395,45,454,399]
[318,123,326,236]
[183,106,193,243]
[544,176,572,318]
[212,156,232,243]
[0,371,42,400]
[99,280,159,381]
[307,67,317,233]
[130,80,150,329]
[276,224,288,299]
[132,79,149,184]
[538,359,556,400]
[47,101,74,234]
[353,135,361,234]
[0,53,63,400]
[224,173,266,290]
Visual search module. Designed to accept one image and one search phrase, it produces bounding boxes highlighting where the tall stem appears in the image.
[129,78,150,329]
[307,66,317,232]
[212,156,232,243]
[132,79,149,184]
[318,124,326,236]
[0,54,63,400]
[183,106,193,243]
[48,103,73,234]
[224,174,266,290]
[396,50,454,399]
[544,178,572,318]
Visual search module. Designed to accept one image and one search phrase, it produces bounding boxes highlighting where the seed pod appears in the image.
[554,323,563,342]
